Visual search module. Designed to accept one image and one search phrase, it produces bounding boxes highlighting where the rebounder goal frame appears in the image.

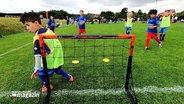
[38,34,137,104]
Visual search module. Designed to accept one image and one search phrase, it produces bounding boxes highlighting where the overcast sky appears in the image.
[0,0,184,14]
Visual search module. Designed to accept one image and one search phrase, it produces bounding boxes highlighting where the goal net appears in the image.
[38,34,137,104]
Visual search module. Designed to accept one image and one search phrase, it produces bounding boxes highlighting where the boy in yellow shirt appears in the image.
[20,12,74,92]
[159,9,175,41]
[124,12,133,35]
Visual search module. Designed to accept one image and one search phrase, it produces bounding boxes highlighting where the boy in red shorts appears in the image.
[145,9,162,50]
[75,10,87,41]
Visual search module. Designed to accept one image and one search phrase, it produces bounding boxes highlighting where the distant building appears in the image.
[4,13,22,18]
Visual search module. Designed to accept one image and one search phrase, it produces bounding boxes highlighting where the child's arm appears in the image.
[124,18,127,27]
[168,9,176,16]
[46,19,50,28]
[75,17,79,26]
[31,55,41,79]
[31,40,41,79]
[84,16,87,23]
[149,25,158,29]
[158,12,164,17]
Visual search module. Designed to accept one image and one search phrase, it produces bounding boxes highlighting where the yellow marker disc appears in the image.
[103,58,110,62]
[72,60,79,64]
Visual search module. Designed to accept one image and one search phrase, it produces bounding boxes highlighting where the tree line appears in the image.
[1,8,184,20]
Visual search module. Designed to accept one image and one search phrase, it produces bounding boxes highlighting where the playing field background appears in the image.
[0,19,184,104]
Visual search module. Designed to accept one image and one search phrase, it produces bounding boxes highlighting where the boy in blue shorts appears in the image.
[145,9,162,50]
[124,12,133,35]
[159,10,175,41]
[75,10,87,41]
[20,12,74,92]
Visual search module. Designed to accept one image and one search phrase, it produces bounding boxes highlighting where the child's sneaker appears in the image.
[41,84,54,92]
[144,47,149,50]
[68,75,74,82]
[159,42,162,48]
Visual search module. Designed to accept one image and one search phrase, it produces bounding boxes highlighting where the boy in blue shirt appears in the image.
[75,10,87,41]
[47,16,55,31]
[20,12,74,92]
[145,9,162,50]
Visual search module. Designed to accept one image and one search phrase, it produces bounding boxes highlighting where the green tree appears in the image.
[120,8,128,18]
[38,11,46,18]
[86,13,95,21]
[177,11,184,20]
[100,11,114,20]
[142,13,148,21]
[137,9,143,21]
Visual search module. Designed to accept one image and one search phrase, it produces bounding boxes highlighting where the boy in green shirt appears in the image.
[124,12,134,35]
[20,12,74,92]
[159,10,175,41]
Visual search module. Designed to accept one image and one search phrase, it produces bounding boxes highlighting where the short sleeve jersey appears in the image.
[147,17,159,34]
[34,28,51,55]
[76,16,87,29]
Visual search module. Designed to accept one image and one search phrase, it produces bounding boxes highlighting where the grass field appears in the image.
[0,18,65,35]
[0,20,184,104]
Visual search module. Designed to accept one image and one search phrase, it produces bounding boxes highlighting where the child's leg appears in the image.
[160,28,168,41]
[82,29,86,41]
[145,33,151,48]
[37,68,55,86]
[159,28,164,41]
[162,33,166,41]
[153,35,161,44]
[160,33,163,41]
[126,30,130,35]
[163,27,168,41]
[38,75,54,92]
[55,66,71,80]
[78,29,81,40]
[38,75,47,86]
[126,27,131,35]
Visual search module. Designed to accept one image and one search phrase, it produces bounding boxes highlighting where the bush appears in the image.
[0,18,25,35]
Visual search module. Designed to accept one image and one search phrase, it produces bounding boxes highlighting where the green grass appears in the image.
[0,18,63,35]
[0,22,184,104]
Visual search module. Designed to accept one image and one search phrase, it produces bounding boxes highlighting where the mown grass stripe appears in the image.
[1,86,184,98]
[0,42,32,57]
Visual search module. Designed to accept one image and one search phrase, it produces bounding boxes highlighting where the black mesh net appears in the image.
[38,35,137,104]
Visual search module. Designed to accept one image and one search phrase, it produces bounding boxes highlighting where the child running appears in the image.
[159,9,175,41]
[145,9,162,50]
[124,12,134,35]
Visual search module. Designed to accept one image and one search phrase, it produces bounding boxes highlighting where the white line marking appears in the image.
[1,86,184,98]
[0,42,32,57]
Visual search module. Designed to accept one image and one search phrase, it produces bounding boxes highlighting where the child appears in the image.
[145,9,162,50]
[159,10,175,41]
[20,12,74,92]
[124,12,133,35]
[75,10,87,41]
[46,16,55,32]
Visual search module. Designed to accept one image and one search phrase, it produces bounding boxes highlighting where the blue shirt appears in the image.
[147,17,159,34]
[47,19,55,31]
[34,28,51,55]
[76,16,87,29]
